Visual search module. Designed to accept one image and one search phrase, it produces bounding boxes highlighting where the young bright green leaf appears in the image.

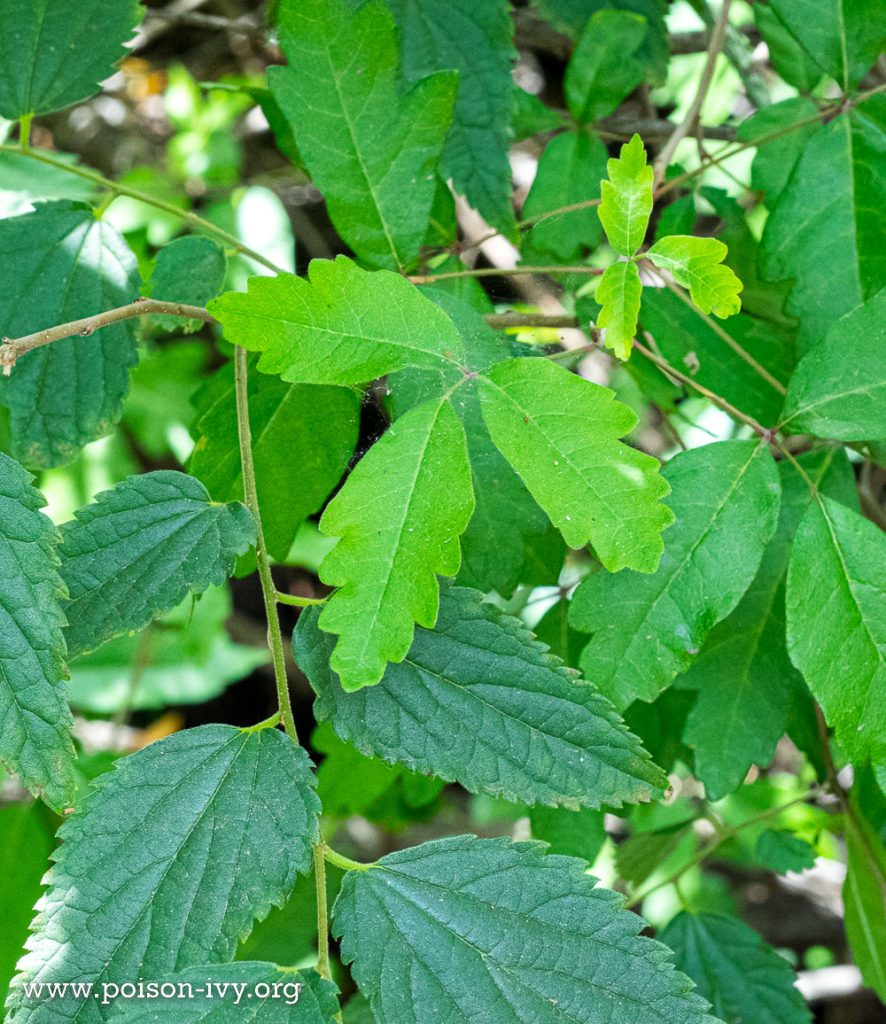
[0,0,143,119]
[386,0,516,235]
[781,289,886,441]
[333,836,719,1024]
[647,236,743,319]
[190,359,359,561]
[209,257,464,387]
[679,452,855,800]
[754,829,816,875]
[572,441,781,710]
[106,966,338,1024]
[522,130,607,261]
[147,236,227,333]
[660,912,811,1024]
[844,805,886,1001]
[786,495,886,765]
[6,725,320,1024]
[317,399,474,690]
[478,357,673,573]
[761,99,886,354]
[0,452,74,812]
[564,10,648,123]
[270,0,456,269]
[59,471,255,658]
[596,259,642,359]
[0,202,140,468]
[598,133,654,257]
[295,585,666,809]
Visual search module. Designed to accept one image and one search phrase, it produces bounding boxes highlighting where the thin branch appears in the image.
[597,114,736,142]
[485,313,581,329]
[409,264,604,285]
[654,0,734,185]
[1,299,215,373]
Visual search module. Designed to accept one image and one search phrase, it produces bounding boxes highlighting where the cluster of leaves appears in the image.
[0,1,885,1024]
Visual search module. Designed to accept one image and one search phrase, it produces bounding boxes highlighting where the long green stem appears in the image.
[324,845,373,873]
[276,590,327,608]
[313,845,332,980]
[0,143,285,274]
[409,264,605,285]
[233,345,298,744]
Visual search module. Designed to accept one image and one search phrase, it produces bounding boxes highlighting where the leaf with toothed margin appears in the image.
[333,835,720,1024]
[646,236,743,319]
[598,133,653,257]
[5,725,320,1024]
[58,471,255,658]
[294,585,666,809]
[596,259,642,359]
[0,452,74,812]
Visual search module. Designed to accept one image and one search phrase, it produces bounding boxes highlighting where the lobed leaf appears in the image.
[59,471,255,657]
[646,236,743,319]
[209,256,464,387]
[6,725,320,1024]
[598,133,654,257]
[478,356,673,573]
[295,585,667,809]
[596,259,642,359]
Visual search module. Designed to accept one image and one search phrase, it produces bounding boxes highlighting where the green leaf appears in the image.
[317,399,474,690]
[295,585,666,809]
[68,586,268,714]
[6,725,320,1024]
[679,452,855,800]
[522,130,607,261]
[564,10,647,123]
[660,912,811,1024]
[334,835,718,1024]
[0,804,55,1007]
[386,0,516,235]
[647,236,743,319]
[209,257,464,387]
[786,494,886,765]
[766,0,886,88]
[616,823,692,886]
[761,98,886,354]
[147,236,227,332]
[596,260,642,359]
[753,7,823,91]
[479,357,673,573]
[599,134,653,257]
[0,1,143,119]
[754,829,816,875]
[106,966,338,1024]
[529,805,607,861]
[572,441,781,710]
[844,803,886,1001]
[190,359,359,562]
[0,202,140,468]
[738,98,820,204]
[0,452,74,811]
[781,288,886,441]
[59,471,256,658]
[270,0,457,269]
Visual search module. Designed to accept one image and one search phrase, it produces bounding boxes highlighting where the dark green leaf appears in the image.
[529,805,607,861]
[844,802,886,1000]
[754,829,816,875]
[147,236,226,332]
[565,10,647,123]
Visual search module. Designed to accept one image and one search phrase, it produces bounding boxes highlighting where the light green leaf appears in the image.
[565,10,647,123]
[572,441,781,710]
[599,133,653,257]
[679,452,855,800]
[478,357,673,573]
[333,835,718,1024]
[0,0,143,119]
[755,829,816,875]
[147,236,226,333]
[295,585,666,809]
[270,0,456,269]
[387,0,516,235]
[781,288,886,441]
[786,495,886,765]
[68,586,268,714]
[522,130,607,261]
[660,912,811,1024]
[0,201,140,468]
[209,256,464,387]
[647,236,743,319]
[761,98,886,354]
[190,359,359,561]
[596,259,642,359]
[844,803,886,1001]
[106,966,338,1024]
[59,471,256,658]
[317,399,474,690]
[7,725,320,1024]
[766,0,886,88]
[0,452,74,812]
